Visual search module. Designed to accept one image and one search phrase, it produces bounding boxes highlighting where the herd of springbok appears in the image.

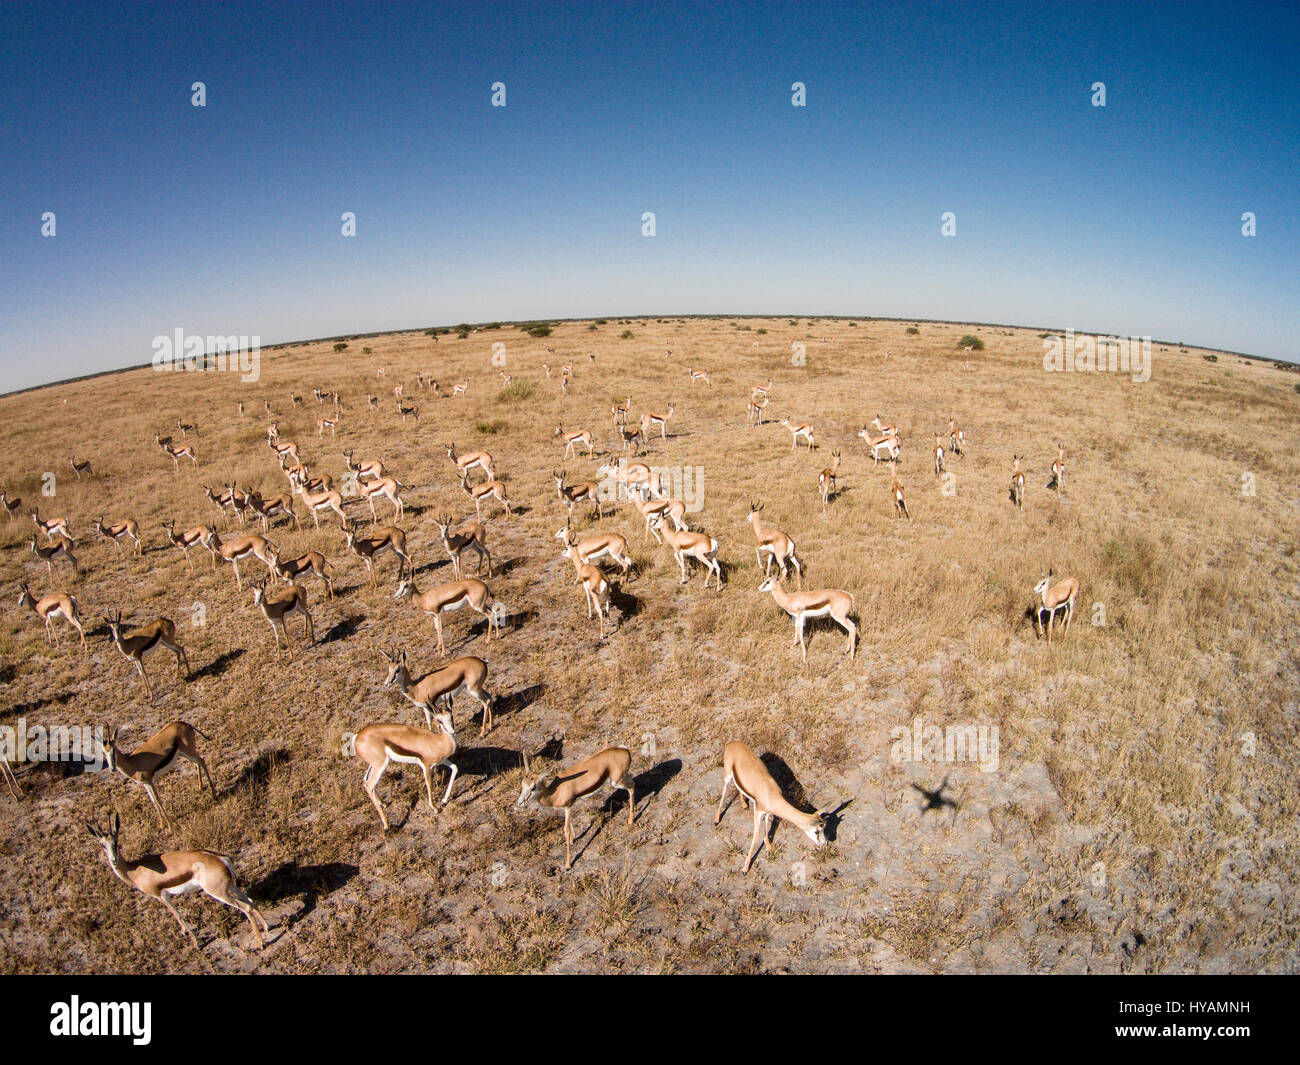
[2,334,1080,952]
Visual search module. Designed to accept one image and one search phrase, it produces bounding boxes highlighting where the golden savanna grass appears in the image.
[0,318,1296,973]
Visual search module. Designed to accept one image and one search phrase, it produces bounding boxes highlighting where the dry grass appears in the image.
[0,318,1297,973]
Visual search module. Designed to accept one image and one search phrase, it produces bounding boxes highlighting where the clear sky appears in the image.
[1,0,1297,392]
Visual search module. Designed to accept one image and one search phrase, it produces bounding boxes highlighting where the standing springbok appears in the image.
[345,525,411,586]
[18,583,85,647]
[1033,570,1079,644]
[640,405,674,439]
[270,548,335,599]
[346,718,457,831]
[380,647,494,735]
[780,416,815,450]
[361,476,406,522]
[555,424,595,459]
[660,525,722,589]
[432,515,491,578]
[94,516,142,556]
[561,532,614,638]
[933,435,945,476]
[758,575,856,662]
[1050,444,1066,493]
[889,459,911,520]
[445,442,495,481]
[68,455,94,479]
[162,520,217,570]
[103,611,191,699]
[746,504,802,588]
[517,746,635,870]
[394,575,500,656]
[460,474,512,519]
[251,580,315,659]
[103,722,216,828]
[557,523,633,577]
[1010,455,1025,508]
[715,741,830,874]
[203,531,278,589]
[85,814,269,949]
[553,469,604,522]
[857,427,900,465]
[29,534,79,578]
[818,450,841,512]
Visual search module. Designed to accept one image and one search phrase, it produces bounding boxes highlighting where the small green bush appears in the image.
[333,342,348,352]
[475,419,507,434]
[620,330,634,339]
[958,335,984,350]
[906,326,920,335]
[498,379,535,402]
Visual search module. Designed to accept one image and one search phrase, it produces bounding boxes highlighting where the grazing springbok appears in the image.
[1033,570,1079,645]
[394,575,500,656]
[103,610,192,699]
[758,575,856,662]
[104,722,215,828]
[18,583,85,647]
[715,741,830,874]
[346,717,457,831]
[517,746,635,870]
[85,813,269,949]
[380,647,494,735]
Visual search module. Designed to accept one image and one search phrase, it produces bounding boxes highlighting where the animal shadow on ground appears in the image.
[225,746,292,799]
[320,614,364,644]
[490,683,544,729]
[251,861,360,926]
[189,648,247,681]
[759,752,846,842]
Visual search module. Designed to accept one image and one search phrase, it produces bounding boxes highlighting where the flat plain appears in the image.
[1,316,1296,973]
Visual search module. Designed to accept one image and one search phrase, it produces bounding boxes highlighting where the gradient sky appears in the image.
[1,0,1297,393]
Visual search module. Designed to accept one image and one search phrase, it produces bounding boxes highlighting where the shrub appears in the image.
[475,419,507,434]
[620,330,634,339]
[1203,354,1218,362]
[958,335,984,350]
[906,326,920,335]
[594,319,608,325]
[362,346,372,355]
[453,323,471,334]
[456,331,469,340]
[498,379,535,402]
[587,324,598,331]
[333,342,348,352]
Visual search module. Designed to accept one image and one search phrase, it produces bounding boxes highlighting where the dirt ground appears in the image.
[1,316,1296,973]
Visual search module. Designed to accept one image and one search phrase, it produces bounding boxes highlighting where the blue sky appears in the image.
[1,0,1297,392]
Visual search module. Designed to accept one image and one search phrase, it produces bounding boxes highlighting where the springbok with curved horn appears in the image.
[640,404,674,439]
[560,532,614,638]
[715,741,830,874]
[163,442,198,469]
[347,716,457,830]
[342,449,385,481]
[517,746,635,870]
[32,508,71,541]
[18,583,85,647]
[204,531,278,589]
[380,647,494,735]
[556,523,633,577]
[445,442,495,481]
[251,580,314,659]
[345,525,410,586]
[93,516,142,556]
[103,611,191,699]
[686,366,711,387]
[1033,569,1079,645]
[394,575,500,656]
[103,721,216,828]
[758,574,856,662]
[85,813,269,949]
[553,469,603,522]
[746,503,802,588]
[162,520,217,570]
[432,515,491,578]
[68,455,94,480]
[293,478,347,530]
[270,548,335,599]
[460,473,511,520]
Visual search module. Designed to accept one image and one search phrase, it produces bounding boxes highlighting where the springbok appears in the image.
[394,575,500,656]
[757,575,856,662]
[18,583,85,647]
[346,719,458,830]
[103,610,192,699]
[380,647,494,735]
[517,746,635,870]
[103,722,216,828]
[715,741,830,874]
[1033,570,1079,644]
